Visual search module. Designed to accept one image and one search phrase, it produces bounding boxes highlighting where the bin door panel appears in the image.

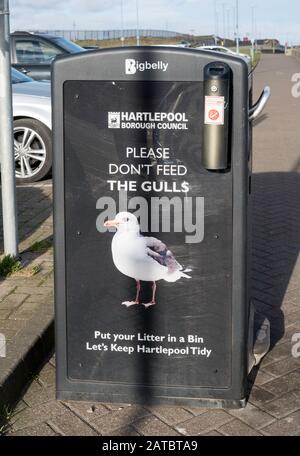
[63,79,233,389]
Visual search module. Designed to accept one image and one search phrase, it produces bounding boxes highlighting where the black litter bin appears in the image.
[53,47,270,408]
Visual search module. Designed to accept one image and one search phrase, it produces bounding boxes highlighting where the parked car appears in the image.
[197,45,251,62]
[82,45,100,50]
[10,31,85,80]
[274,44,285,54]
[177,40,191,48]
[12,68,51,183]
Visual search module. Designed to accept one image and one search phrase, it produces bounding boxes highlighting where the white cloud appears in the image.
[8,0,300,44]
[11,0,62,10]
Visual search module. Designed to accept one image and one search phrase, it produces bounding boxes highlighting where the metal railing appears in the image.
[31,29,184,41]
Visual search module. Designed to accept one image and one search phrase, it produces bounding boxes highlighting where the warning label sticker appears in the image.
[204,96,225,125]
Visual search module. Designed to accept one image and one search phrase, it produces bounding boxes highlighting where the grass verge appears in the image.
[29,237,53,253]
[0,255,22,278]
[0,255,42,279]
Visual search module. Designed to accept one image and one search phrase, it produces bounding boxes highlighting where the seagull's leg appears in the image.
[151,281,157,303]
[143,282,157,308]
[135,280,141,303]
[122,280,140,307]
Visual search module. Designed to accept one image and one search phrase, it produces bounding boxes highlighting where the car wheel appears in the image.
[13,118,52,184]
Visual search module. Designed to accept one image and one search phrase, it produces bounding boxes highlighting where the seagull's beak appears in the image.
[104,219,119,228]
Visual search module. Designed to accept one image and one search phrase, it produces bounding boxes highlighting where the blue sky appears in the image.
[9,0,300,45]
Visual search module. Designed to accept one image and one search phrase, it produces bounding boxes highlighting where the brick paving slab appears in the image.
[1,54,300,436]
[9,423,58,436]
[0,310,12,320]
[203,430,223,436]
[174,410,234,435]
[47,410,99,436]
[133,415,181,436]
[228,403,276,430]
[109,426,140,436]
[23,381,56,407]
[9,401,66,431]
[262,410,300,436]
[0,292,54,409]
[248,386,276,407]
[89,405,150,435]
[285,311,300,327]
[182,407,209,416]
[252,369,276,385]
[63,401,110,422]
[37,362,55,387]
[262,341,293,364]
[218,419,262,436]
[262,356,300,377]
[0,181,54,409]
[102,402,132,411]
[259,370,300,396]
[146,405,193,426]
[0,293,29,311]
[258,390,300,419]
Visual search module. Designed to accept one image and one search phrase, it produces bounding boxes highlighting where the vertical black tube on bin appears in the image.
[203,62,231,170]
[53,47,252,408]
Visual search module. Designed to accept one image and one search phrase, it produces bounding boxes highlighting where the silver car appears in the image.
[12,68,51,183]
[197,46,251,62]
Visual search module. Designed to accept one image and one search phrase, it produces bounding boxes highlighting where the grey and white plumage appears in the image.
[104,212,191,307]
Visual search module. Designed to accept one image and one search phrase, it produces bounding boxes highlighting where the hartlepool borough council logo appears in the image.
[108,112,121,128]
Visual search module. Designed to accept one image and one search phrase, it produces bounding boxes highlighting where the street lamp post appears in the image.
[120,0,124,46]
[251,5,255,62]
[235,0,239,53]
[136,0,140,46]
[222,3,226,41]
[72,21,76,41]
[214,0,218,44]
[0,0,18,257]
[226,8,230,40]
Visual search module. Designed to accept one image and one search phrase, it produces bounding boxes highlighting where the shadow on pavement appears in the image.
[0,182,53,259]
[1,172,299,409]
[251,171,300,350]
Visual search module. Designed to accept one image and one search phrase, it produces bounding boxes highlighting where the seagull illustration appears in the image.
[104,212,191,308]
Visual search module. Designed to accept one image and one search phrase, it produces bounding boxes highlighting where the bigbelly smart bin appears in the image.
[53,47,269,408]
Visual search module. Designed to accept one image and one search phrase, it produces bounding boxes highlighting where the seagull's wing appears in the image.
[144,236,167,266]
[144,236,182,272]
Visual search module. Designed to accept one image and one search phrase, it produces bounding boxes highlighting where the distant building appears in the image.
[196,35,236,47]
[196,35,219,45]
[256,39,280,52]
[240,39,252,47]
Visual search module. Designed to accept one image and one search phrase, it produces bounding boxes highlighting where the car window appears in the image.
[15,39,63,64]
[11,67,33,83]
[51,37,84,53]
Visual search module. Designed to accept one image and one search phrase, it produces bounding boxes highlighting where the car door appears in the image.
[12,36,63,80]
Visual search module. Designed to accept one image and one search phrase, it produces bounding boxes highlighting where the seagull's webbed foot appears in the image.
[142,301,156,308]
[142,282,157,308]
[122,301,139,308]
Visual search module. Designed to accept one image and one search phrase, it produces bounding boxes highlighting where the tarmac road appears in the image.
[253,53,300,172]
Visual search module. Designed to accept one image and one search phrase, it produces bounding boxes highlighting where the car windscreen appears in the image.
[11,67,33,84]
[51,37,85,54]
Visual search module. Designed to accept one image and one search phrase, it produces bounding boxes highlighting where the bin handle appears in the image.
[249,86,271,122]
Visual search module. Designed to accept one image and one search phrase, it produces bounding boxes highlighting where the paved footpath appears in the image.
[1,54,300,436]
